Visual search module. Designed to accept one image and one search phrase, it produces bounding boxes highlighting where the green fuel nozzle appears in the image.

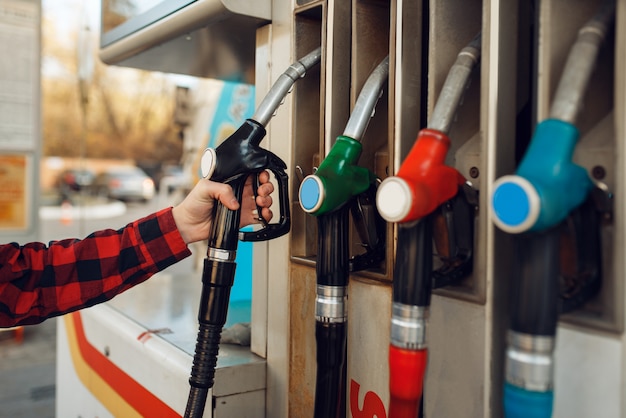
[299,55,389,418]
[299,56,389,216]
[299,136,376,215]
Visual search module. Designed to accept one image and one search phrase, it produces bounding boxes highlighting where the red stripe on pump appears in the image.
[71,312,180,417]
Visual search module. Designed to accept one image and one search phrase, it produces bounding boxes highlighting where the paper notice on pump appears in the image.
[0,154,30,230]
[0,1,38,151]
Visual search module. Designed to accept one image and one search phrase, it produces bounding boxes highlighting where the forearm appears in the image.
[0,208,191,327]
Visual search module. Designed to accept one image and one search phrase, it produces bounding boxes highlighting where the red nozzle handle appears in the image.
[377,129,466,223]
[389,345,428,418]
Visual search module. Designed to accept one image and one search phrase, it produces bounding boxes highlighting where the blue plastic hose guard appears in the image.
[504,383,553,418]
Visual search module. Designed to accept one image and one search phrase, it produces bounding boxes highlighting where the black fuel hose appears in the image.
[510,230,560,336]
[314,206,350,418]
[185,185,244,418]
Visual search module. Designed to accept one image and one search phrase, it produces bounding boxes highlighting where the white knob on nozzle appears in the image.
[200,148,217,180]
[376,177,413,223]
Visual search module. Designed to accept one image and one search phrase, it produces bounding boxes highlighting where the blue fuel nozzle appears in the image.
[491,119,593,233]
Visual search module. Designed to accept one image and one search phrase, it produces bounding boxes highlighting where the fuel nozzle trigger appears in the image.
[349,182,387,273]
[558,187,607,314]
[432,183,478,289]
[201,119,291,242]
[241,160,291,242]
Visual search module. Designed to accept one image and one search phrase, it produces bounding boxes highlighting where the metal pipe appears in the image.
[549,1,615,123]
[253,47,322,126]
[342,56,390,141]
[429,33,481,133]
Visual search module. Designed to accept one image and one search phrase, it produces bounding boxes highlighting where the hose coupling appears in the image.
[316,285,347,323]
[390,303,429,350]
[506,331,555,392]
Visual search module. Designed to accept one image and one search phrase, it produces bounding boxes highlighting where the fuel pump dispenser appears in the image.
[298,56,389,418]
[60,1,626,416]
[375,33,481,418]
[490,2,614,417]
[185,47,322,418]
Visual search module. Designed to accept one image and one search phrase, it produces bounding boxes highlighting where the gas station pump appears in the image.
[54,1,626,417]
[298,56,388,418]
[491,2,614,416]
[188,47,321,417]
[376,33,481,418]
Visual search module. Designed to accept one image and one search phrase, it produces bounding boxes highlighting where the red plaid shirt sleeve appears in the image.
[0,208,191,327]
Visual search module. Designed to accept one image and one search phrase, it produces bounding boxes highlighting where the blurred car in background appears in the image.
[158,164,189,193]
[57,168,96,198]
[93,166,155,202]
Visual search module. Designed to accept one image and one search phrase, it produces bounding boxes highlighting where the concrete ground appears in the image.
[0,320,56,418]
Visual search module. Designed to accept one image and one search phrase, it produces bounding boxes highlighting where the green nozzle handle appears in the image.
[299,136,375,216]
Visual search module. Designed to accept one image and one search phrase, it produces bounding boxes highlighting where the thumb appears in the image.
[211,181,240,210]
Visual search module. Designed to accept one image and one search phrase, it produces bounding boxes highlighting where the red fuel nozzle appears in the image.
[377,129,466,223]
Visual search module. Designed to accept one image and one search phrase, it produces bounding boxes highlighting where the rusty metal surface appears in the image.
[288,264,317,416]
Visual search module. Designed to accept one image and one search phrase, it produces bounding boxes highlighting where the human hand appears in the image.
[172,171,274,244]
[240,171,274,226]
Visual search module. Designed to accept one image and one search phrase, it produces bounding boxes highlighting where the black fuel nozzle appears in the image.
[198,47,322,246]
[201,119,291,244]
[184,47,322,418]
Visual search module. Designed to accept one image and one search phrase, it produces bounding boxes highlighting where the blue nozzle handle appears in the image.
[491,119,593,233]
[504,384,553,418]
